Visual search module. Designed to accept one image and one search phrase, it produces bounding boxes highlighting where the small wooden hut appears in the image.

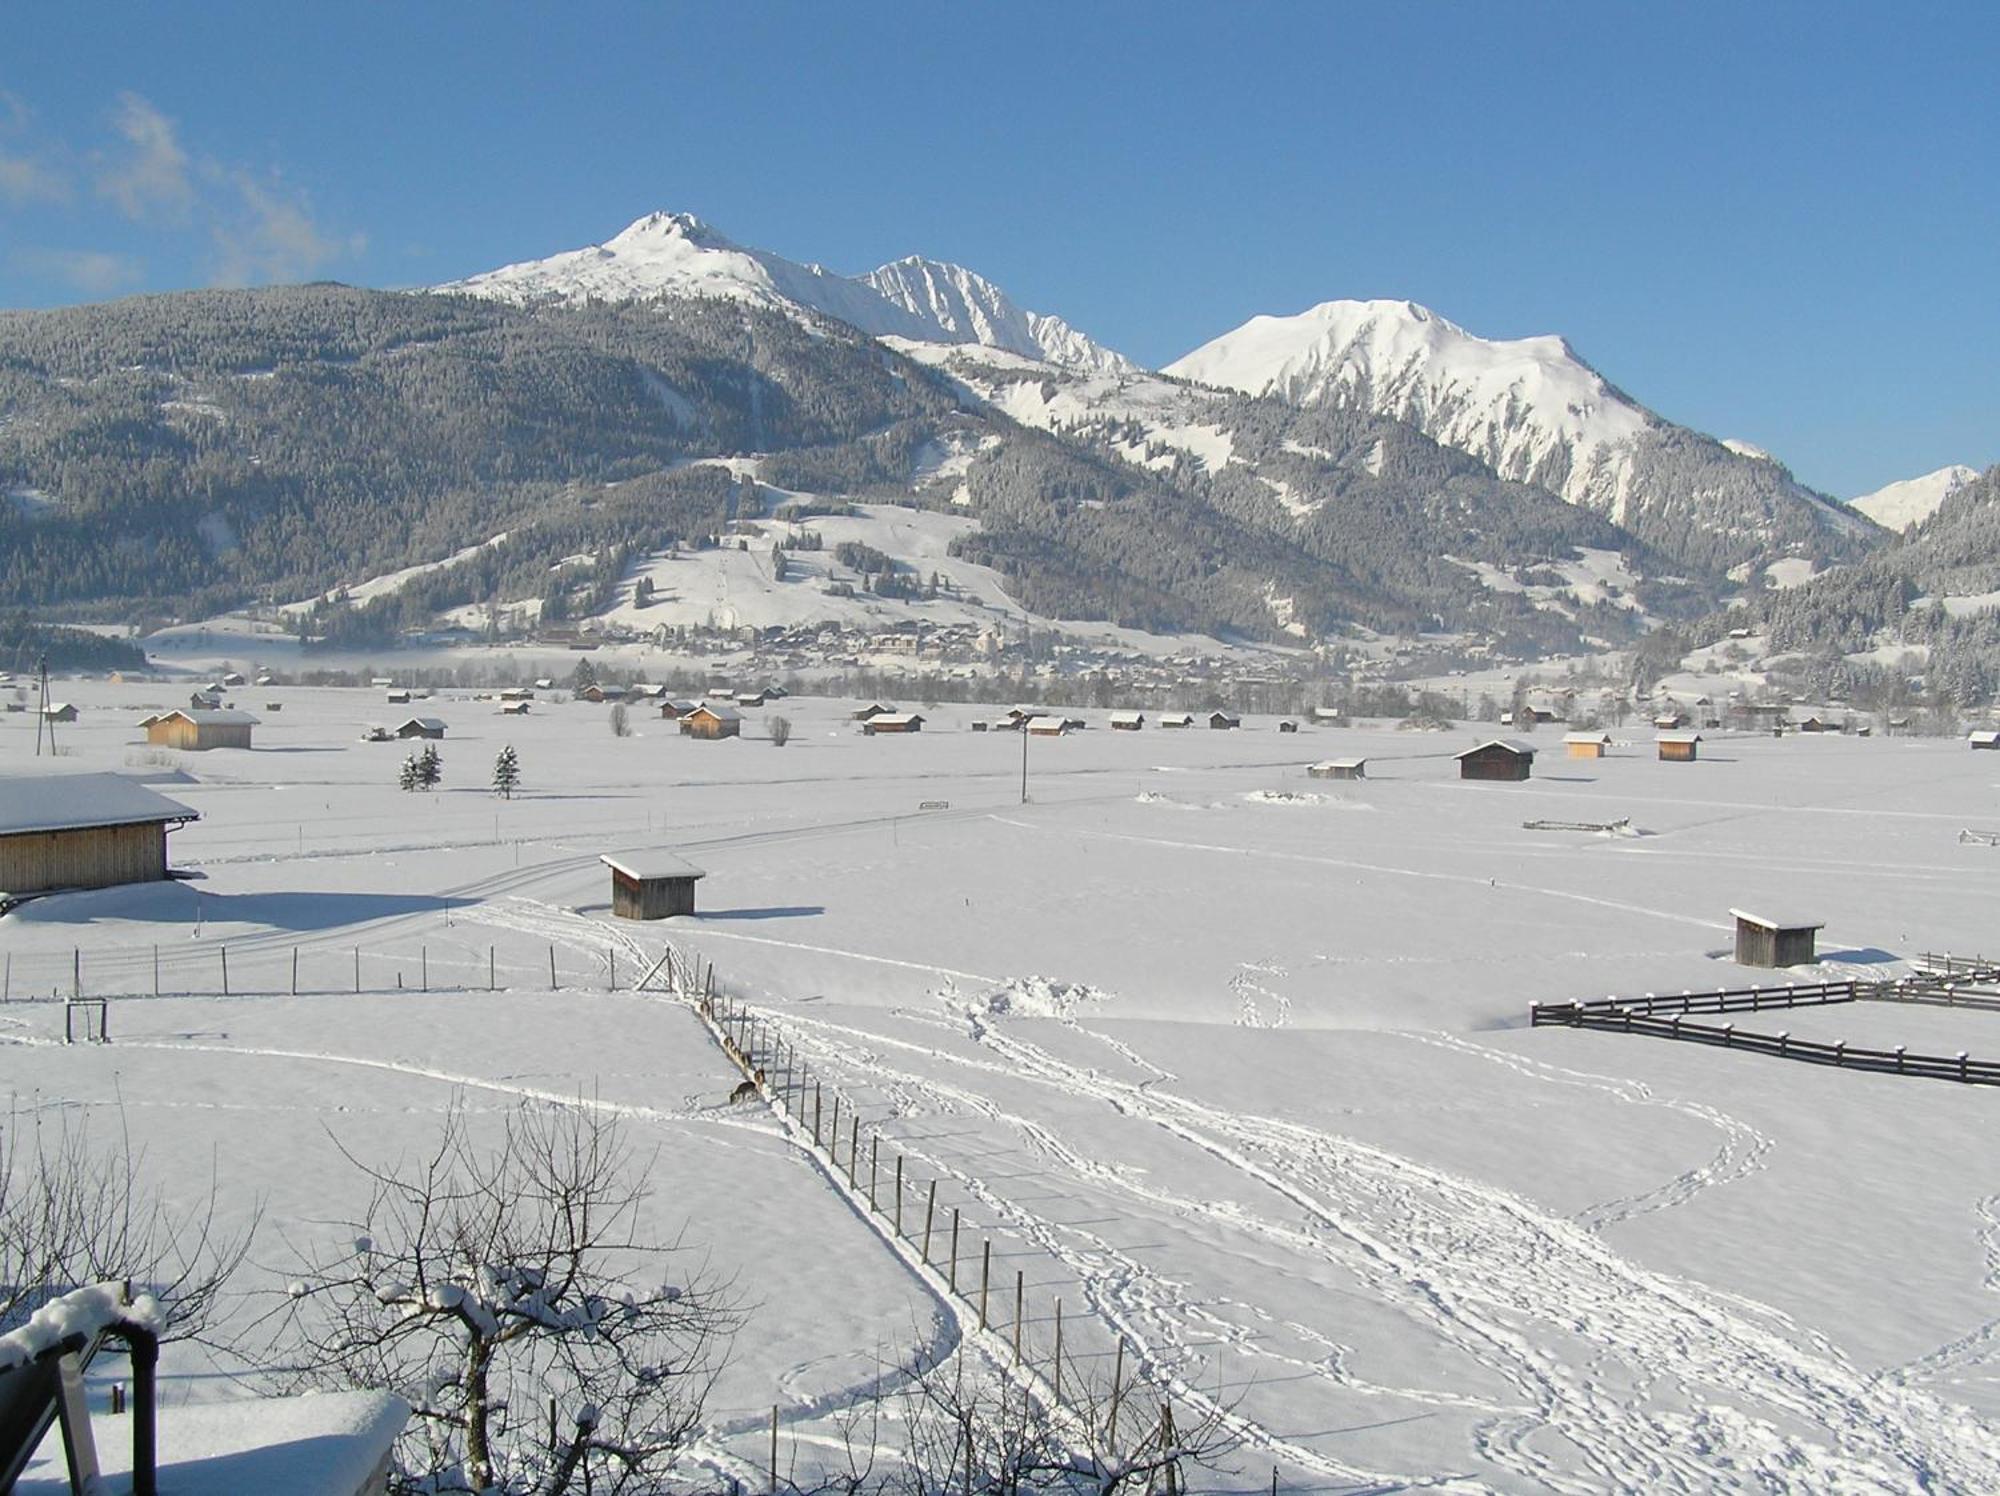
[863,712,925,735]
[1158,713,1194,729]
[1109,711,1145,731]
[145,708,257,752]
[1308,759,1367,780]
[1731,907,1823,968]
[1456,739,1535,782]
[1025,716,1070,737]
[680,703,742,739]
[600,851,706,920]
[1970,730,2000,751]
[394,717,448,740]
[1562,731,1612,759]
[1656,731,1702,762]
[1208,711,1241,730]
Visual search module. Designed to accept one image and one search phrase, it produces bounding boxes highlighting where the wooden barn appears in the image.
[1308,758,1367,780]
[600,851,706,920]
[863,712,925,735]
[0,774,199,897]
[144,708,258,752]
[1562,731,1612,759]
[680,703,742,739]
[394,717,448,740]
[852,703,895,723]
[1970,730,2000,751]
[1158,713,1195,730]
[41,702,78,724]
[498,700,531,716]
[1025,716,1070,737]
[1731,907,1823,968]
[1657,731,1703,762]
[1109,711,1145,731]
[1456,739,1535,782]
[1208,711,1241,730]
[658,698,699,721]
[1277,720,1299,734]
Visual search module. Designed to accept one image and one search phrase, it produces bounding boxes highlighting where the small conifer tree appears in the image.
[492,744,520,800]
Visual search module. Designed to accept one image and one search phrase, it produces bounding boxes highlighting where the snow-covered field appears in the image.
[11,682,2000,1490]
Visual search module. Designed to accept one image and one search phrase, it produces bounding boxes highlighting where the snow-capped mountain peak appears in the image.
[437,212,1131,373]
[1847,464,1980,533]
[1164,298,1650,506]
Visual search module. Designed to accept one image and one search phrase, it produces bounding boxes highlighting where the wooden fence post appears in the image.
[769,1404,778,1496]
[1013,1270,1023,1362]
[292,947,298,996]
[609,949,616,991]
[830,1096,841,1161]
[950,1210,960,1291]
[848,1115,859,1188]
[1052,1298,1063,1405]
[489,946,496,991]
[354,947,360,993]
[421,946,428,992]
[979,1239,991,1328]
[1108,1339,1125,1450]
[869,1136,880,1212]
[151,947,158,999]
[73,947,80,999]
[549,944,557,989]
[894,1154,903,1236]
[923,1179,937,1263]
[220,946,229,997]
[813,1083,823,1147]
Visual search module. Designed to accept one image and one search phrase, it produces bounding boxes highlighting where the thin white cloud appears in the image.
[0,89,72,204]
[208,169,366,286]
[96,91,196,222]
[13,247,145,295]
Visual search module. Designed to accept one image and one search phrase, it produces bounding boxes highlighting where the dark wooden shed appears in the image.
[1456,739,1535,782]
[0,774,199,897]
[1731,907,1823,968]
[680,703,742,739]
[1657,731,1702,762]
[601,851,707,920]
[394,717,447,740]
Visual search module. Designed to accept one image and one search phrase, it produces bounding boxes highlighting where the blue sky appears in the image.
[2,2,1993,498]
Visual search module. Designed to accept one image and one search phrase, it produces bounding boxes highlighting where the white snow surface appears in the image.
[1849,464,1980,532]
[10,685,2000,1490]
[438,212,1133,374]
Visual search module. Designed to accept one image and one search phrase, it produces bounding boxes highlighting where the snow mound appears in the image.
[1244,790,1327,805]
[971,976,1111,1022]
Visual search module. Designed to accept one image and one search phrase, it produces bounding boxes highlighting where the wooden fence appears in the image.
[1531,961,2000,1088]
[688,982,1187,1492]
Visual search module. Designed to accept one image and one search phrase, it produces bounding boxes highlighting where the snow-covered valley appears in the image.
[10,683,2000,1490]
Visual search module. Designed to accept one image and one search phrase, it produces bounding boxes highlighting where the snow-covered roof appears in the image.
[868,712,924,727]
[1657,731,1704,745]
[1562,731,1611,745]
[1969,730,2000,745]
[692,702,742,722]
[1109,710,1145,724]
[1456,738,1536,758]
[1729,907,1824,932]
[0,773,199,837]
[1313,758,1367,770]
[601,851,708,883]
[397,717,448,732]
[160,708,259,726]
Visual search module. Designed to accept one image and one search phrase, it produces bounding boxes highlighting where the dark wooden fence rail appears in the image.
[1532,955,2000,1088]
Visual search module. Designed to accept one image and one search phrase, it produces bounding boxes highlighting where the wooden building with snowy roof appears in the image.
[601,850,706,920]
[143,707,258,752]
[0,774,199,898]
[1456,739,1536,782]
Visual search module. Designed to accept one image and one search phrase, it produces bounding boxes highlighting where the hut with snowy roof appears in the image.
[601,850,706,920]
[680,703,741,739]
[144,707,258,752]
[1456,739,1536,782]
[1308,758,1367,780]
[1562,731,1613,759]
[1731,907,1823,969]
[1657,731,1703,762]
[394,717,448,740]
[0,773,199,898]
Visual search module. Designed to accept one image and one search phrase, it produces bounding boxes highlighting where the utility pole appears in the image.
[34,655,52,757]
[1020,722,1029,804]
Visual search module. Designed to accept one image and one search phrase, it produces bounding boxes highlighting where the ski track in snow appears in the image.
[756,992,2000,1491]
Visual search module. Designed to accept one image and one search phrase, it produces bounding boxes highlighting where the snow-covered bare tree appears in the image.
[276,1098,738,1495]
[0,1101,252,1342]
